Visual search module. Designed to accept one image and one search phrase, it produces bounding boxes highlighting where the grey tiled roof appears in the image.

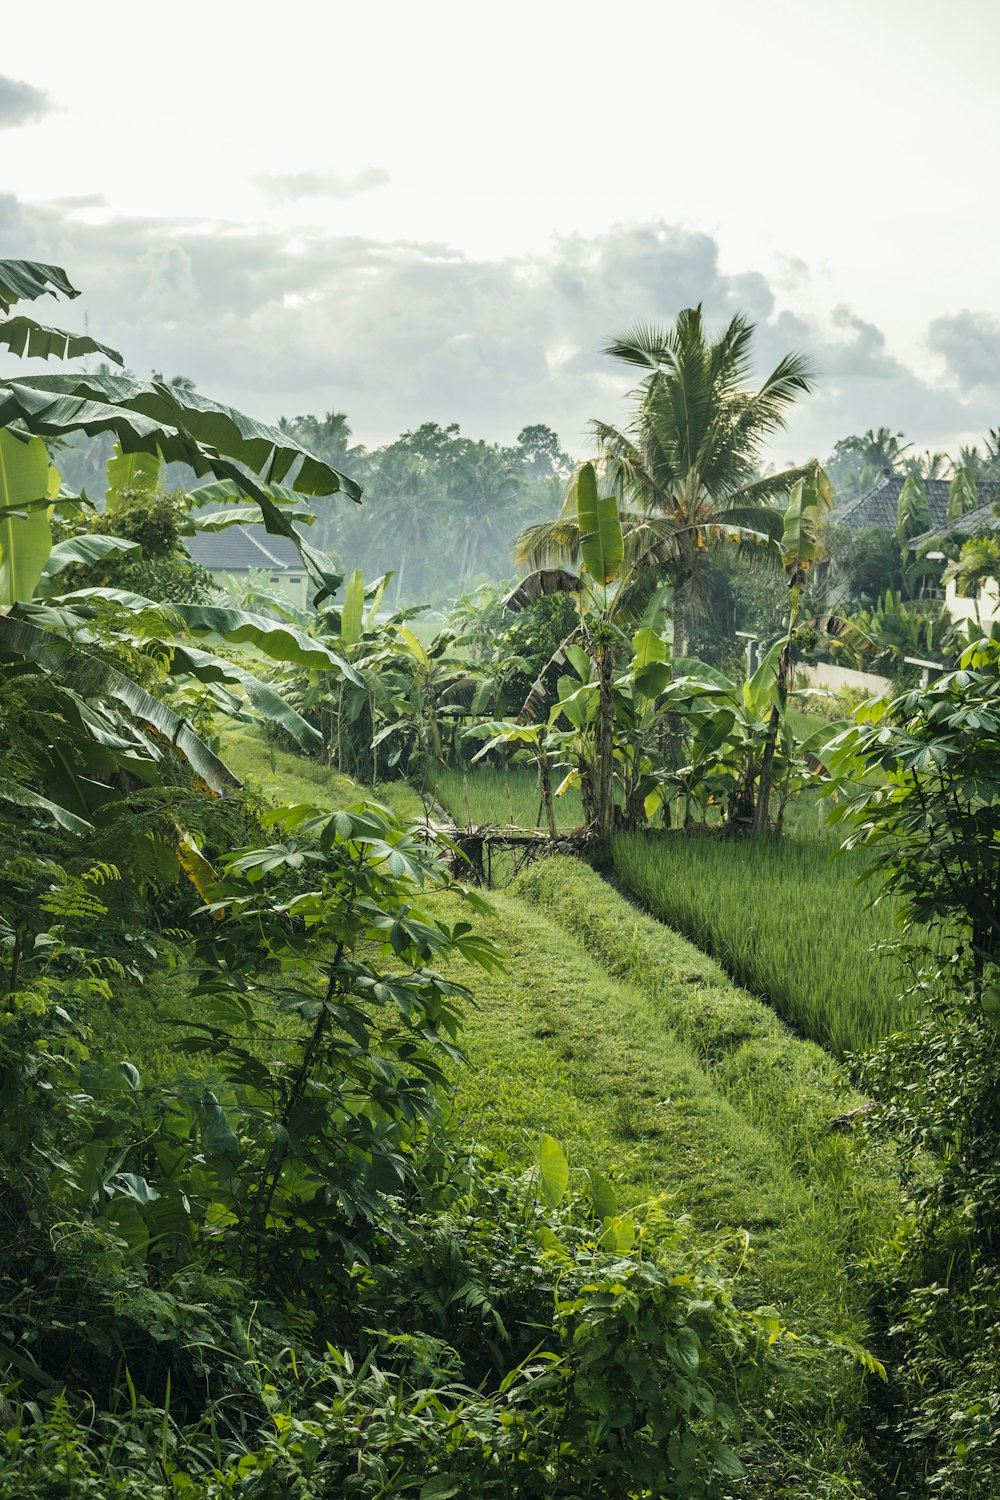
[833,476,956,535]
[184,521,303,573]
[909,499,1000,548]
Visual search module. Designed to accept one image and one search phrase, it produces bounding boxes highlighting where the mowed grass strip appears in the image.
[511,857,896,1228]
[612,829,915,1058]
[433,884,895,1326]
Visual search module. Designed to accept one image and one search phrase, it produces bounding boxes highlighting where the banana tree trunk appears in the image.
[538,749,558,838]
[596,643,615,838]
[753,644,790,832]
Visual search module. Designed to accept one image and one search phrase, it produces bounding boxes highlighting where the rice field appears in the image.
[428,764,585,831]
[612,828,918,1058]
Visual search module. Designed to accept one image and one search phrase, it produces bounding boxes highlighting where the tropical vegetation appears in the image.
[5,255,1000,1500]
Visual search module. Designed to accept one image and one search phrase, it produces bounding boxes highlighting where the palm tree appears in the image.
[517,307,816,654]
[365,448,445,607]
[449,443,524,590]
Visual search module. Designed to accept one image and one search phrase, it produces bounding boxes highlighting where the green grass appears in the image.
[426,880,895,1326]
[612,827,915,1058]
[89,732,426,1079]
[221,727,426,823]
[428,765,584,831]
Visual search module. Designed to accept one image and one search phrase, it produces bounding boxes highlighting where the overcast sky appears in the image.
[3,0,999,466]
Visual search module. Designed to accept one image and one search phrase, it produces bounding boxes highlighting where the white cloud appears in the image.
[0,75,50,130]
[253,168,391,202]
[3,192,997,464]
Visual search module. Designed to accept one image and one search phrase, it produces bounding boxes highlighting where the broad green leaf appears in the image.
[564,642,592,681]
[394,625,429,669]
[101,1197,149,1260]
[0,428,52,604]
[0,372,356,600]
[536,1133,569,1208]
[0,777,93,834]
[119,1062,141,1090]
[190,504,316,532]
[167,640,322,751]
[576,461,623,584]
[708,1440,745,1479]
[0,258,80,313]
[0,613,240,795]
[598,1213,636,1253]
[588,1169,618,1221]
[106,443,161,508]
[0,314,122,366]
[200,1091,240,1158]
[632,625,668,668]
[114,598,363,678]
[743,638,784,717]
[111,1171,161,1205]
[341,567,364,645]
[40,533,139,584]
[632,661,673,700]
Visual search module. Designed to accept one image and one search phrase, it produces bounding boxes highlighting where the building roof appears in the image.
[833,474,995,540]
[184,520,303,573]
[833,475,955,536]
[909,499,1000,549]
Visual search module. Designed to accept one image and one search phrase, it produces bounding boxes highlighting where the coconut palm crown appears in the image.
[516,305,817,652]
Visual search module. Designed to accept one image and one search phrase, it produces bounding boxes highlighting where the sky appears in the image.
[3,0,999,467]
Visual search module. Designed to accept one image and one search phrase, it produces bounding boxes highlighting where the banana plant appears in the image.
[504,462,635,836]
[0,257,359,603]
[754,467,834,829]
[0,256,362,819]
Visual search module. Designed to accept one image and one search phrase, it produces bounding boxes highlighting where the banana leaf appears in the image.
[106,444,161,505]
[0,380,348,600]
[576,461,623,585]
[0,315,123,366]
[41,533,139,579]
[165,641,321,751]
[0,259,80,313]
[341,568,364,646]
[47,590,363,679]
[502,569,581,612]
[0,777,94,834]
[0,615,240,794]
[0,429,51,605]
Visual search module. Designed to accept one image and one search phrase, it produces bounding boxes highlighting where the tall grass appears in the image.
[612,829,916,1057]
[428,765,584,831]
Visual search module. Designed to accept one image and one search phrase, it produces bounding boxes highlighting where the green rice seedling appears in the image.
[428,766,584,832]
[611,828,917,1057]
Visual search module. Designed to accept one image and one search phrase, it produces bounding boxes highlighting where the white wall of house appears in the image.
[944,576,1000,632]
[209,568,311,610]
[797,662,893,696]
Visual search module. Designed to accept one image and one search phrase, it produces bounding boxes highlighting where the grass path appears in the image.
[435,880,896,1327]
[109,734,896,1339]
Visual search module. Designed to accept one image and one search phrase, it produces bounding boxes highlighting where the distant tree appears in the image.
[896,474,931,543]
[832,524,905,606]
[902,449,948,481]
[448,442,524,590]
[516,423,572,479]
[825,427,910,502]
